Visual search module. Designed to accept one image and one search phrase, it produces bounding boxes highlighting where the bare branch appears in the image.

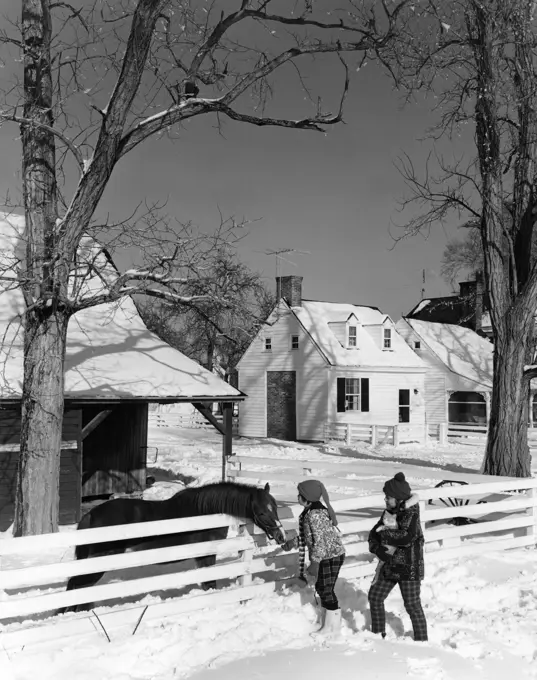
[0,112,85,172]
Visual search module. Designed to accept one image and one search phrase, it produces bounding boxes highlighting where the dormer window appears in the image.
[264,338,272,351]
[291,335,299,350]
[348,326,357,347]
[383,328,392,350]
[414,340,421,349]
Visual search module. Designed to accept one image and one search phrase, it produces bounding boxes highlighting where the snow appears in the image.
[289,300,425,368]
[0,212,240,400]
[400,319,494,388]
[2,428,537,679]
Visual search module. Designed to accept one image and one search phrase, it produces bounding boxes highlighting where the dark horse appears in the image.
[61,481,285,612]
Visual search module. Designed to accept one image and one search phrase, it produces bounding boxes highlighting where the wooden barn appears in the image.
[236,276,426,441]
[0,214,243,530]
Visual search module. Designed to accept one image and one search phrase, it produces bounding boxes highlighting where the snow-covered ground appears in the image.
[3,427,537,680]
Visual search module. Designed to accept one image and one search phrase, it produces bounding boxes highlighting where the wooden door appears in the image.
[267,371,297,440]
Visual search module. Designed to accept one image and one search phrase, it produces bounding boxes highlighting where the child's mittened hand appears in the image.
[281,539,295,552]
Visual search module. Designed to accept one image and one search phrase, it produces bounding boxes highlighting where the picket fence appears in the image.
[325,421,537,448]
[1,469,537,654]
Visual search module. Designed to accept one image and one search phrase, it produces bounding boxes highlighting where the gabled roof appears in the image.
[0,213,241,401]
[399,318,493,387]
[292,300,424,369]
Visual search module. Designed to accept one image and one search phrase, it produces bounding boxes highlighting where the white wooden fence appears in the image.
[325,421,537,448]
[149,412,239,433]
[1,474,537,654]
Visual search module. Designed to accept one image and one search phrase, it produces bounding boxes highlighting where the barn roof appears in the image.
[0,213,242,401]
[291,300,425,369]
[398,318,493,388]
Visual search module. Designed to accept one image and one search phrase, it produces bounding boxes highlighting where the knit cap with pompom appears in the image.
[383,472,412,501]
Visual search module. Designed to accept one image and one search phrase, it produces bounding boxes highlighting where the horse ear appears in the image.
[264,482,270,492]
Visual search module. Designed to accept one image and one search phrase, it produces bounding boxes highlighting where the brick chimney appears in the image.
[458,272,484,332]
[276,275,303,307]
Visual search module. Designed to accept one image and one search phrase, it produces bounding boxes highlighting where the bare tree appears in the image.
[139,248,275,380]
[0,0,410,534]
[388,0,537,476]
[441,222,482,287]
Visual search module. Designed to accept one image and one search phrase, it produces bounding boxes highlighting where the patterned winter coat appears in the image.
[292,501,345,576]
[368,495,424,582]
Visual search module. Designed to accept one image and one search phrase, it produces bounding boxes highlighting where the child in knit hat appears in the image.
[282,479,345,637]
[368,472,428,642]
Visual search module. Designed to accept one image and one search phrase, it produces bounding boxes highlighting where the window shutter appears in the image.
[337,378,346,412]
[361,378,370,412]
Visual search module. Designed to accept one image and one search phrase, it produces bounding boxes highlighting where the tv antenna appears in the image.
[263,248,311,279]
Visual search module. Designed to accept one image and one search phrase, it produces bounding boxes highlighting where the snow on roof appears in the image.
[402,318,493,387]
[293,300,424,369]
[0,213,241,401]
[410,299,430,315]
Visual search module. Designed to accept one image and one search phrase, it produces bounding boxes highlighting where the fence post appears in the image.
[346,424,352,446]
[371,425,378,447]
[238,524,254,589]
[439,423,447,445]
[418,499,427,542]
[393,425,399,448]
[527,486,537,543]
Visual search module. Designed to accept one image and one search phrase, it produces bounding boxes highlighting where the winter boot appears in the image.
[324,609,342,637]
[315,607,327,632]
[311,608,341,640]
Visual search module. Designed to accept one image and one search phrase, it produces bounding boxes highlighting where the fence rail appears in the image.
[149,412,239,433]
[324,421,537,447]
[1,474,536,653]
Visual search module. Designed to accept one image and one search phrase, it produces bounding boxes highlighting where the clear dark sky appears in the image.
[0,3,474,320]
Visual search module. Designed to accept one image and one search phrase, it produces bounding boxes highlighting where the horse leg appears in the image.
[58,571,105,614]
[196,554,217,591]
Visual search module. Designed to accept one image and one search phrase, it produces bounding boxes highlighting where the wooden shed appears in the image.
[0,213,244,530]
[0,409,82,530]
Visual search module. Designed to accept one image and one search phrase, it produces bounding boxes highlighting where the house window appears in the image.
[448,391,486,424]
[291,335,299,350]
[399,389,410,423]
[348,326,357,347]
[414,340,421,349]
[336,377,370,412]
[383,328,392,349]
[264,338,272,351]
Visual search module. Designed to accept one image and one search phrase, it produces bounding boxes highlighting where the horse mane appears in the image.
[167,481,263,519]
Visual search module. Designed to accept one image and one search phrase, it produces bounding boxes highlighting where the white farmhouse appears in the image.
[396,318,494,426]
[237,276,426,441]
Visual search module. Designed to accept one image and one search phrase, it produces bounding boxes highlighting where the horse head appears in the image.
[251,483,286,545]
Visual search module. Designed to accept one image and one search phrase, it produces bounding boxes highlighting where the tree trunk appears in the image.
[14,309,69,536]
[483,308,532,477]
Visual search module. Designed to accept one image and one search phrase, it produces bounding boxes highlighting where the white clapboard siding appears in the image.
[237,302,327,440]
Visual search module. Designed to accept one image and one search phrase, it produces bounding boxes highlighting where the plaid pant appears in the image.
[315,554,345,610]
[368,578,428,641]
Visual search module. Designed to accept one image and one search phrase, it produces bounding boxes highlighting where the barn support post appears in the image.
[222,402,233,481]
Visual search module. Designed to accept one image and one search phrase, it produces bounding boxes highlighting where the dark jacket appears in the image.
[368,494,424,582]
